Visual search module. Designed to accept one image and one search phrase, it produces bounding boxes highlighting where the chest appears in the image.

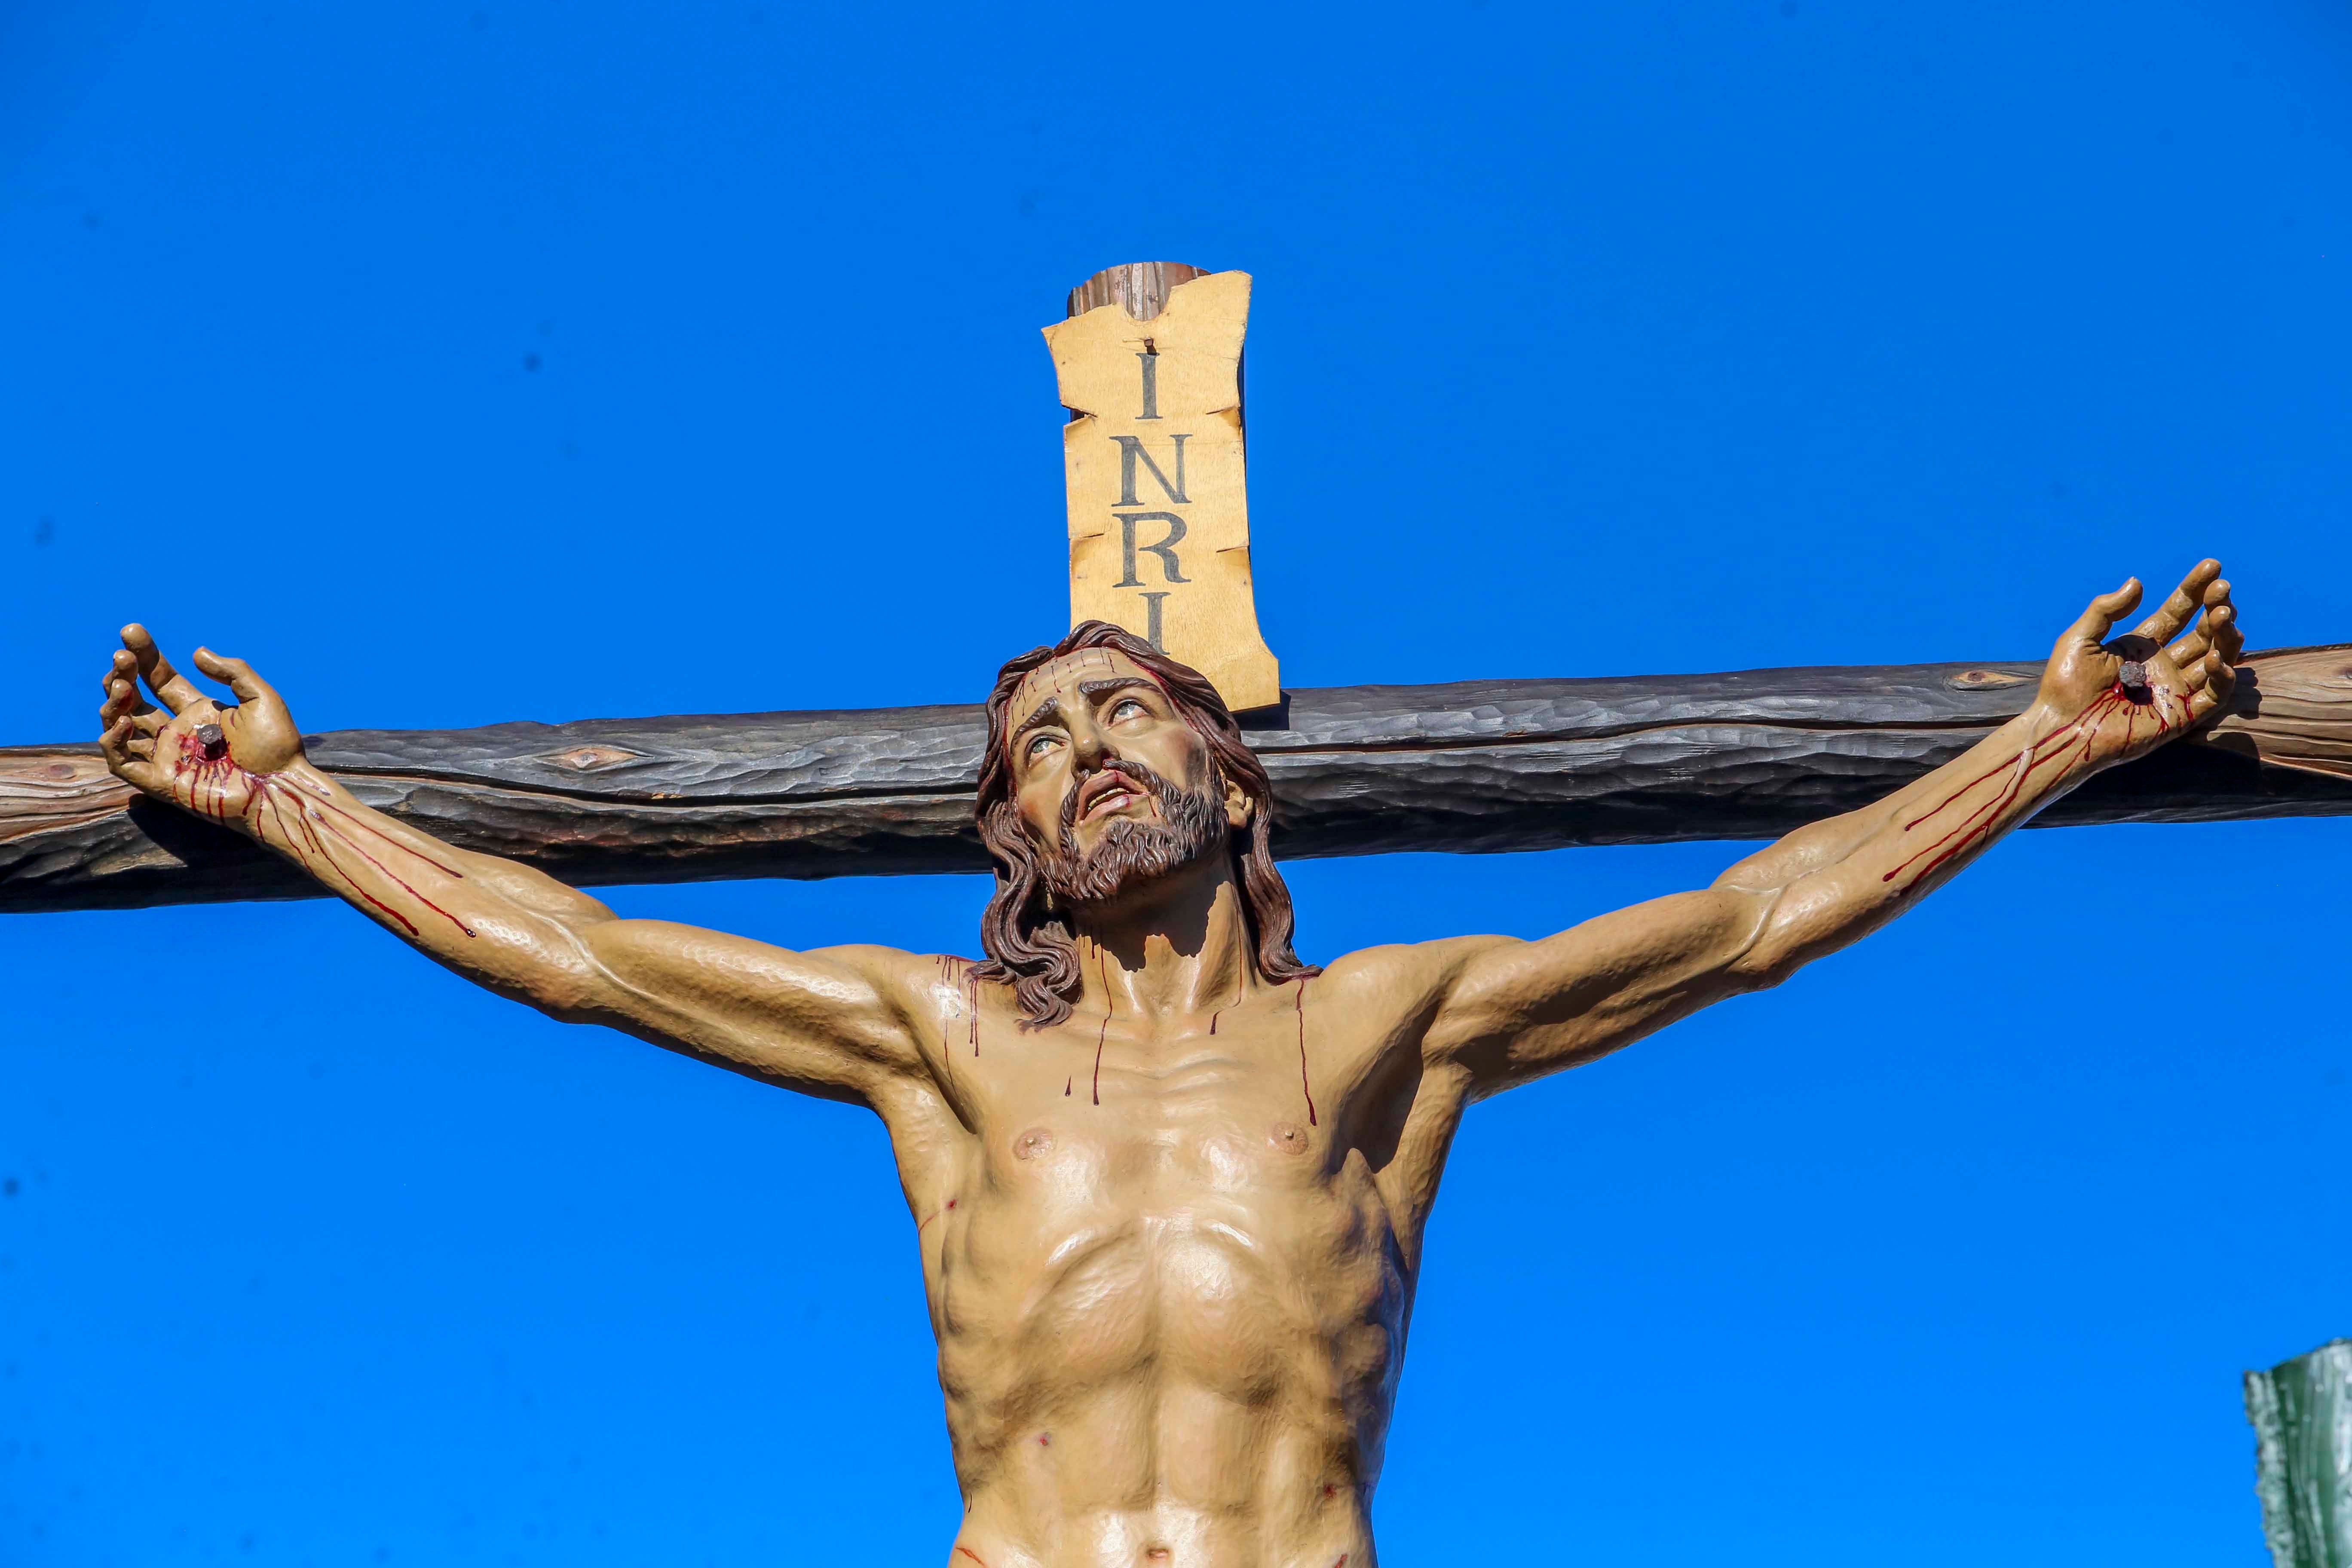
[965,1019,1329,1202]
[910,1007,1421,1375]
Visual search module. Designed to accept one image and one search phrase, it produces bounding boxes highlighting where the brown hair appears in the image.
[968,621,1317,1027]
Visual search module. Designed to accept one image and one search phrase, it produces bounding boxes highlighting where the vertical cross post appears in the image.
[1044,261,1282,712]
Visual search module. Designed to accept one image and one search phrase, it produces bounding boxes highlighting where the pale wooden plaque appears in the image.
[1043,269,1281,713]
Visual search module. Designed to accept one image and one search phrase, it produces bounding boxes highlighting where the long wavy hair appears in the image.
[968,621,1317,1028]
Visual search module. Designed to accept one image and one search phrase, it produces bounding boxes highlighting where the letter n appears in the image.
[1112,435,1189,506]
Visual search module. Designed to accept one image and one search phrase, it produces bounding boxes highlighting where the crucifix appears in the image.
[6,262,2350,1568]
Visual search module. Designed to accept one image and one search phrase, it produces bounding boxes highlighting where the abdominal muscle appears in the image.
[929,1180,1400,1568]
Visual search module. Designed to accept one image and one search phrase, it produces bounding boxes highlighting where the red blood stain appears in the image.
[1092,945,1114,1106]
[297,798,477,938]
[966,968,981,1057]
[1883,682,2170,890]
[1063,1076,1072,1097]
[1037,1433,1050,1446]
[1209,964,1242,1036]
[1294,976,1317,1127]
[955,1548,988,1566]
[182,742,475,940]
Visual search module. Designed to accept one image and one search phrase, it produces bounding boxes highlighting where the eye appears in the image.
[1024,732,1060,761]
[1109,698,1148,723]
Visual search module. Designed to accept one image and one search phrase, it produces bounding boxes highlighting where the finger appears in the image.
[2132,559,2220,643]
[98,716,159,787]
[2202,651,2236,712]
[2210,603,2245,664]
[99,680,168,749]
[2065,579,2143,646]
[2182,653,2233,721]
[192,647,280,710]
[99,648,155,713]
[121,624,205,715]
[100,676,141,725]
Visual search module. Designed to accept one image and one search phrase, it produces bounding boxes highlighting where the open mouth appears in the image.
[1075,769,1149,824]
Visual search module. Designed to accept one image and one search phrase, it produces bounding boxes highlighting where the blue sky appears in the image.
[3,1,2348,1562]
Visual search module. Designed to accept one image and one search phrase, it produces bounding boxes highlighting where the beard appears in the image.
[1040,759,1228,908]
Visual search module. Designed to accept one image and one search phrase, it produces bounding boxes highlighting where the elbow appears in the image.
[1720,886,1801,992]
[470,915,612,1020]
[535,931,628,1020]
[1730,946,1801,992]
[527,968,606,1021]
[475,956,605,1023]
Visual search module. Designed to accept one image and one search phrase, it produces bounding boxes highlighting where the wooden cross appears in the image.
[4,260,2351,914]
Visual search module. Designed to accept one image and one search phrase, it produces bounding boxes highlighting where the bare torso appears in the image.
[89,568,2238,1567]
[888,961,1458,1568]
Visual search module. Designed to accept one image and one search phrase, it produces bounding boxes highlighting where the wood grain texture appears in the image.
[1066,261,1209,322]
[5,645,2349,913]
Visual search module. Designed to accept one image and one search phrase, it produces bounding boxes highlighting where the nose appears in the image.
[1069,715,1113,772]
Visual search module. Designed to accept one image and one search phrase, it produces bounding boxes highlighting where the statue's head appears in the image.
[969,621,1316,1026]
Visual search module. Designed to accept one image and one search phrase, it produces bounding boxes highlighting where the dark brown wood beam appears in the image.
[4,645,2348,915]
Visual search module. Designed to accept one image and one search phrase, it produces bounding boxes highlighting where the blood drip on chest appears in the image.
[1091,944,1113,1105]
[1295,976,1317,1127]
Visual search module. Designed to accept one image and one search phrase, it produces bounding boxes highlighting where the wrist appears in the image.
[2018,698,2076,747]
[2018,690,2126,782]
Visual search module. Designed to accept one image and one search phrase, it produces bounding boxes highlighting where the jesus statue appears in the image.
[92,561,2239,1568]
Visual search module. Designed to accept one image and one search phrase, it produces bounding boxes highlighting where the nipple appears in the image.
[1271,1122,1309,1155]
[1014,1127,1054,1161]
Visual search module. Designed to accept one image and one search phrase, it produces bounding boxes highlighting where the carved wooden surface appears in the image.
[1065,261,1210,323]
[4,645,2348,914]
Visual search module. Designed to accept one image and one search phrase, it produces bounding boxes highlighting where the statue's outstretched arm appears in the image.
[95,628,931,1107]
[1421,562,2244,1096]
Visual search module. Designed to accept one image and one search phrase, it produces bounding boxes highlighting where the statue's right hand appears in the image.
[98,625,305,821]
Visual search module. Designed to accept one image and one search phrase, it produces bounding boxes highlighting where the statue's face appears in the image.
[1006,648,1244,873]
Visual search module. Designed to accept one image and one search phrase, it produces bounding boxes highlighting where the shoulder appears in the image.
[1308,935,1526,1035]
[1316,934,1523,994]
[800,944,976,1012]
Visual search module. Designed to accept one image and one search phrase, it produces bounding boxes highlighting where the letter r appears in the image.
[1115,512,1190,586]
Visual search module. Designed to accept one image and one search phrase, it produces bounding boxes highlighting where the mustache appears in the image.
[1059,758,1176,837]
[1040,756,1226,910]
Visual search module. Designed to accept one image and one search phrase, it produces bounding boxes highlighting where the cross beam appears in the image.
[9,263,2347,916]
[6,644,2348,914]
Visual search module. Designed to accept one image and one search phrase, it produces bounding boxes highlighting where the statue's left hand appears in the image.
[97,625,306,824]
[2036,559,2243,771]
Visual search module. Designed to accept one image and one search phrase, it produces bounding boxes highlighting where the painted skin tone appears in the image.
[99,564,2241,1568]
